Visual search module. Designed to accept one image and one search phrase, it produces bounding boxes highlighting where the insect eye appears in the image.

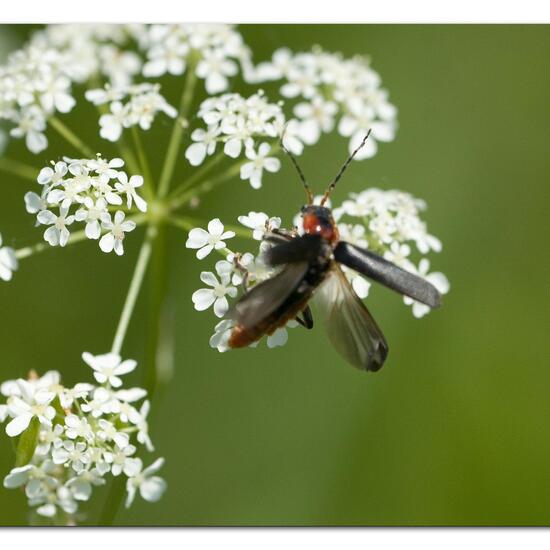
[300,205,306,213]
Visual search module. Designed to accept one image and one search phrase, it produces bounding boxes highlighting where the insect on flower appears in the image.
[226,130,443,371]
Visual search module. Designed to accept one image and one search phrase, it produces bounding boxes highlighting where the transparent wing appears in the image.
[226,261,309,330]
[314,266,389,371]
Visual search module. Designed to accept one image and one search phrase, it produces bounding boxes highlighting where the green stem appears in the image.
[167,150,226,202]
[157,63,198,198]
[49,116,95,158]
[144,224,169,395]
[170,160,244,211]
[0,157,38,182]
[131,126,154,200]
[111,228,155,355]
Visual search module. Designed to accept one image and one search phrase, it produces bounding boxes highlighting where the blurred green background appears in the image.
[1,24,550,525]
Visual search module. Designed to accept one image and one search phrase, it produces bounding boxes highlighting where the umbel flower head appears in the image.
[0,354,165,523]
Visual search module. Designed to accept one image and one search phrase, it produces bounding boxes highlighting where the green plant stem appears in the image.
[144,223,169,396]
[49,116,95,158]
[170,160,244,211]
[167,150,226,202]
[0,157,38,181]
[111,228,155,355]
[131,126,154,201]
[157,64,198,198]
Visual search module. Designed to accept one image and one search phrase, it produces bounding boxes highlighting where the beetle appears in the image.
[226,131,442,371]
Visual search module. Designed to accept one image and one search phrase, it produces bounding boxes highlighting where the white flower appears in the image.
[99,211,136,256]
[75,198,108,240]
[294,95,337,145]
[185,218,235,260]
[37,206,75,247]
[87,156,124,184]
[97,419,129,449]
[66,468,106,501]
[114,173,147,212]
[36,74,75,114]
[37,161,68,186]
[196,48,238,94]
[104,444,136,476]
[192,271,237,318]
[24,190,48,215]
[185,126,220,166]
[5,385,55,437]
[82,351,137,388]
[130,400,153,452]
[79,387,111,418]
[52,440,90,473]
[125,457,166,508]
[9,106,48,154]
[64,414,94,441]
[142,32,189,77]
[240,142,281,189]
[404,259,450,318]
[238,211,281,241]
[0,234,18,282]
[209,319,234,352]
[99,101,126,141]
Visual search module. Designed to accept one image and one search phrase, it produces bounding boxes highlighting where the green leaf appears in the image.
[15,416,40,467]
[51,395,66,425]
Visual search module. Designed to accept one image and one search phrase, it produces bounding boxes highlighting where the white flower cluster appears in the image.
[0,25,142,154]
[186,213,298,351]
[25,156,146,255]
[0,233,18,282]
[249,47,398,159]
[139,24,250,94]
[185,91,299,189]
[86,83,177,142]
[0,354,166,522]
[334,188,450,316]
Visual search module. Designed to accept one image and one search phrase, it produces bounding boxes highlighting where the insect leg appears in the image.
[295,305,314,329]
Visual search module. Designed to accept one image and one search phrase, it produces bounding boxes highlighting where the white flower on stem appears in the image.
[99,101,126,142]
[104,444,136,476]
[185,218,235,260]
[0,234,18,282]
[209,319,234,352]
[196,48,238,94]
[143,34,189,77]
[185,126,220,166]
[3,461,57,496]
[52,440,90,473]
[37,206,75,247]
[82,351,137,388]
[99,45,142,88]
[114,173,147,212]
[99,211,136,256]
[66,468,106,501]
[192,271,237,318]
[87,156,124,184]
[36,74,75,114]
[59,383,94,409]
[294,95,337,145]
[238,211,282,241]
[97,419,129,449]
[32,485,77,518]
[79,387,110,418]
[35,424,64,456]
[240,142,281,189]
[403,259,450,318]
[37,161,68,187]
[9,106,48,154]
[5,388,55,437]
[24,190,48,215]
[129,400,154,452]
[75,198,108,240]
[85,85,125,106]
[64,414,94,441]
[125,457,166,508]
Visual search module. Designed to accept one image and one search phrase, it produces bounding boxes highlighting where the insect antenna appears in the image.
[280,128,313,205]
[321,129,372,206]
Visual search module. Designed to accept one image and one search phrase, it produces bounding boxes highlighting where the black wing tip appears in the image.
[365,342,389,372]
